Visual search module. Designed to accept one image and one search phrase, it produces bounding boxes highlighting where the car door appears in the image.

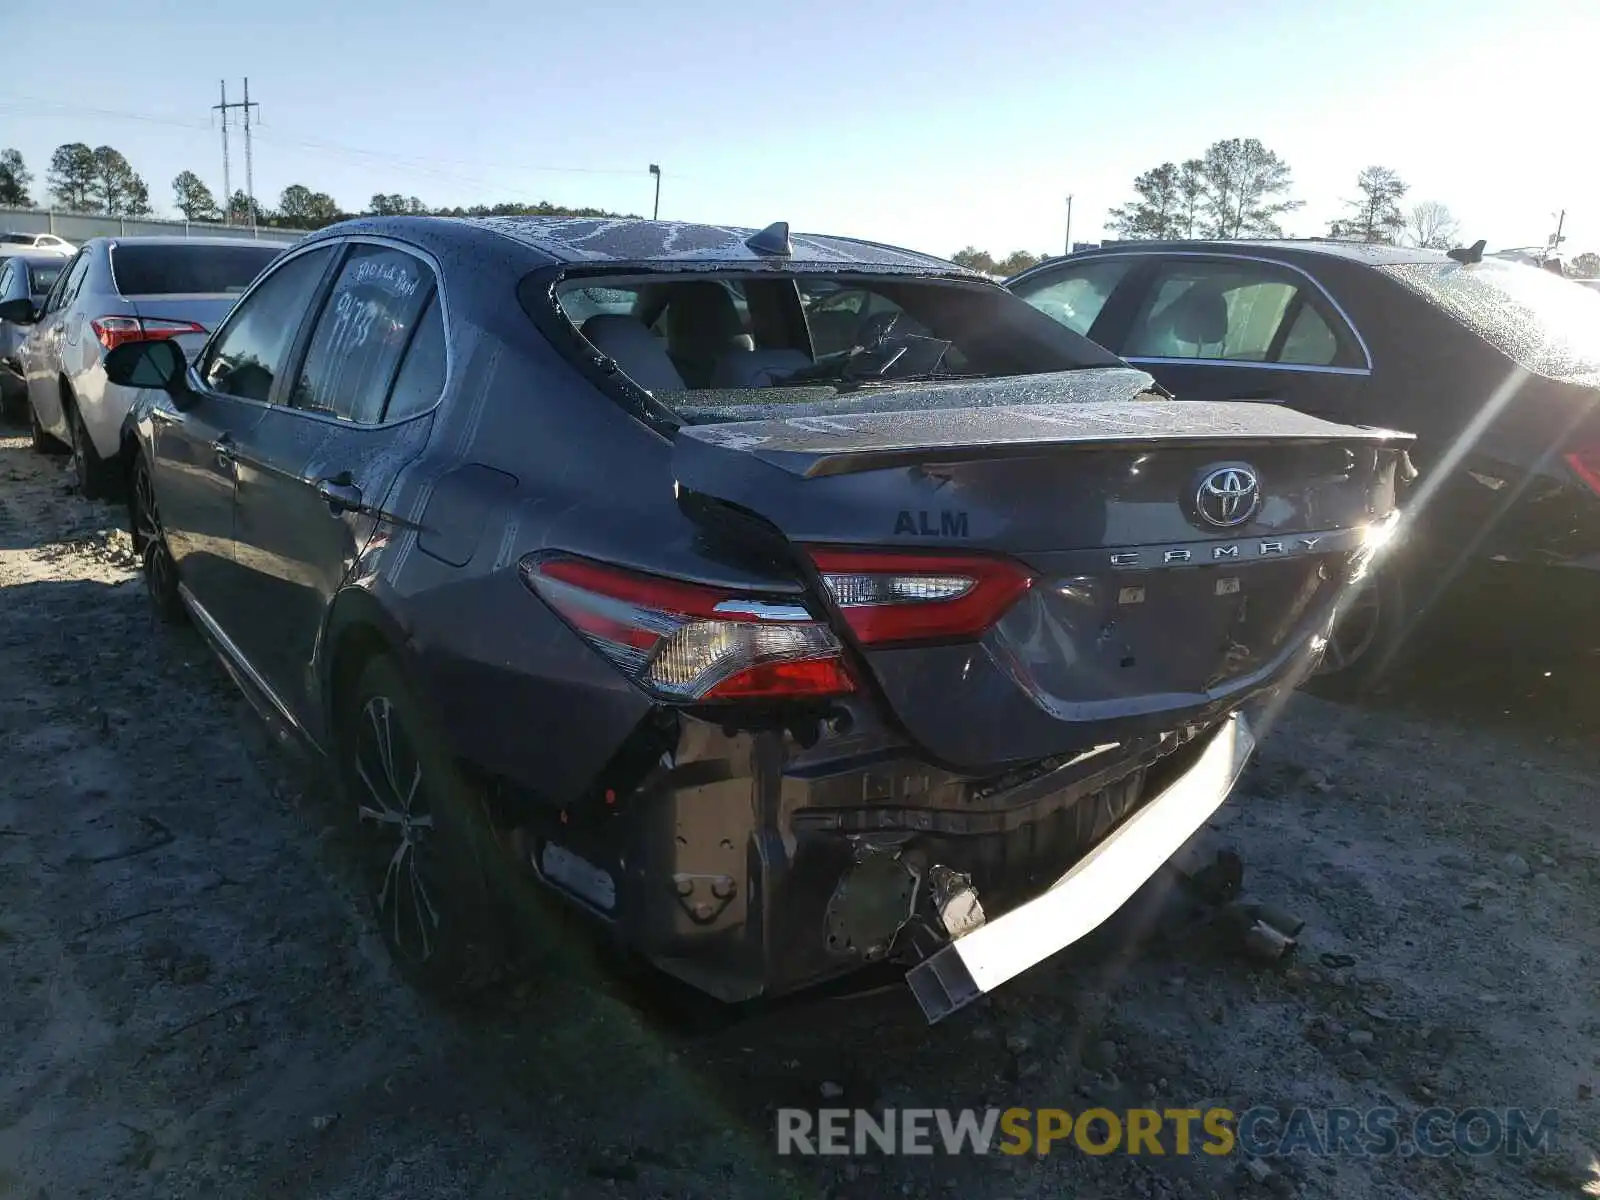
[0,262,18,364]
[21,248,90,434]
[226,240,444,724]
[147,244,339,623]
[1016,254,1374,423]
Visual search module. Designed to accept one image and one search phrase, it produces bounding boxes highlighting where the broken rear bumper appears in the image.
[523,699,1265,1015]
[906,712,1255,1022]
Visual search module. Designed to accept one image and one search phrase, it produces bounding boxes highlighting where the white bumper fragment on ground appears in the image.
[906,713,1256,1023]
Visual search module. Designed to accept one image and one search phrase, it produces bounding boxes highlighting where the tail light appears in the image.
[1564,445,1600,497]
[92,316,207,352]
[808,548,1033,645]
[520,554,855,701]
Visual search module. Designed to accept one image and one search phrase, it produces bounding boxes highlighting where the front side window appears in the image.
[199,246,334,403]
[290,245,435,424]
[1123,261,1343,366]
[1012,259,1133,336]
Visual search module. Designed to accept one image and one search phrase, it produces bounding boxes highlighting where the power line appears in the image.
[0,91,655,180]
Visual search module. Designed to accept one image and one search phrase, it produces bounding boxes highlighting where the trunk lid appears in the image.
[674,394,1412,772]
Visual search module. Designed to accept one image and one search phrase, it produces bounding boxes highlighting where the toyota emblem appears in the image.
[1195,465,1262,528]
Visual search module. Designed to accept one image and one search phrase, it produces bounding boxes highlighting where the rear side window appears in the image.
[1123,261,1345,366]
[382,293,447,422]
[290,245,435,424]
[53,252,92,313]
[30,262,63,294]
[110,243,282,296]
[1013,259,1133,336]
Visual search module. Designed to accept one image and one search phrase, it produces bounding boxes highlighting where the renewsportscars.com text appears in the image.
[776,1106,1562,1159]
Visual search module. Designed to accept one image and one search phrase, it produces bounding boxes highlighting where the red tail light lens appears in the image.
[520,554,855,701]
[92,316,206,352]
[1565,445,1600,497]
[807,548,1034,646]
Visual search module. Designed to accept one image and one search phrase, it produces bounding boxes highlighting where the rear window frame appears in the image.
[108,240,284,299]
[521,262,1126,438]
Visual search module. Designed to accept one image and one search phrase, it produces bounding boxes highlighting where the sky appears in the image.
[5,0,1597,259]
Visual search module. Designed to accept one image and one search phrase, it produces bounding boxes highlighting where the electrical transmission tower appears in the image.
[213,79,261,230]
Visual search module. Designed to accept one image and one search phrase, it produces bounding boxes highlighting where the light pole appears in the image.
[649,164,661,221]
[1064,193,1074,255]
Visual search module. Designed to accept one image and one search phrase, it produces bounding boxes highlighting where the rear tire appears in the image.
[338,655,513,998]
[1302,564,1408,701]
[130,456,185,624]
[65,394,114,500]
[28,400,63,455]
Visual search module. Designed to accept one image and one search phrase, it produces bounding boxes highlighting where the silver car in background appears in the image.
[0,254,66,417]
[3,237,283,496]
[0,231,75,258]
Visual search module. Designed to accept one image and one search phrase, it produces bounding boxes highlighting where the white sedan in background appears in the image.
[0,232,76,258]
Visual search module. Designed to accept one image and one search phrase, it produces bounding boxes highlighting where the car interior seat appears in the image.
[663,283,753,387]
[1149,286,1230,357]
[579,314,687,392]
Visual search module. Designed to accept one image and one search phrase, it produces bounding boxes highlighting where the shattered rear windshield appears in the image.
[552,272,1127,422]
[1381,258,1600,382]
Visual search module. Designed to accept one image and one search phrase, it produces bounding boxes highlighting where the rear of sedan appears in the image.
[358,221,1412,1019]
[107,217,1408,1020]
[33,237,282,495]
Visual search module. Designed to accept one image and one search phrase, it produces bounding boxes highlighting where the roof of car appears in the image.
[318,215,971,274]
[5,252,66,268]
[100,235,292,250]
[1037,239,1451,269]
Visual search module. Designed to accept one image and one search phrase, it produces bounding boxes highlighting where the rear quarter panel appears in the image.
[344,233,784,806]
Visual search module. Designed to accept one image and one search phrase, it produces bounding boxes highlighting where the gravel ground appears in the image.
[0,428,1596,1199]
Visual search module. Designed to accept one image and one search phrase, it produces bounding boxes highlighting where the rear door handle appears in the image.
[211,434,235,468]
[316,477,364,514]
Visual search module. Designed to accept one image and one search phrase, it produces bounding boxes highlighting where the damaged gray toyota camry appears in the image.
[106,216,1412,1022]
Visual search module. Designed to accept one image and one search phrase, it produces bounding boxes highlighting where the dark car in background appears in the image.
[105,217,1410,1020]
[0,254,65,417]
[1008,242,1600,691]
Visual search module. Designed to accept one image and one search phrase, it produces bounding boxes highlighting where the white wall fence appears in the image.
[0,206,305,245]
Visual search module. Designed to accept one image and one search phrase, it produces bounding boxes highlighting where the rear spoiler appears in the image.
[678,401,1413,479]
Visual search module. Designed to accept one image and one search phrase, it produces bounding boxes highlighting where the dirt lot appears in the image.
[0,428,1597,1200]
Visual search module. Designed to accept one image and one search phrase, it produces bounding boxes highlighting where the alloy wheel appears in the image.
[1317,582,1383,676]
[354,694,444,965]
[133,463,162,546]
[69,408,90,491]
[133,462,183,621]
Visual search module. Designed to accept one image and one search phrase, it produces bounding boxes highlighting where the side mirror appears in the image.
[0,297,36,324]
[104,339,192,402]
